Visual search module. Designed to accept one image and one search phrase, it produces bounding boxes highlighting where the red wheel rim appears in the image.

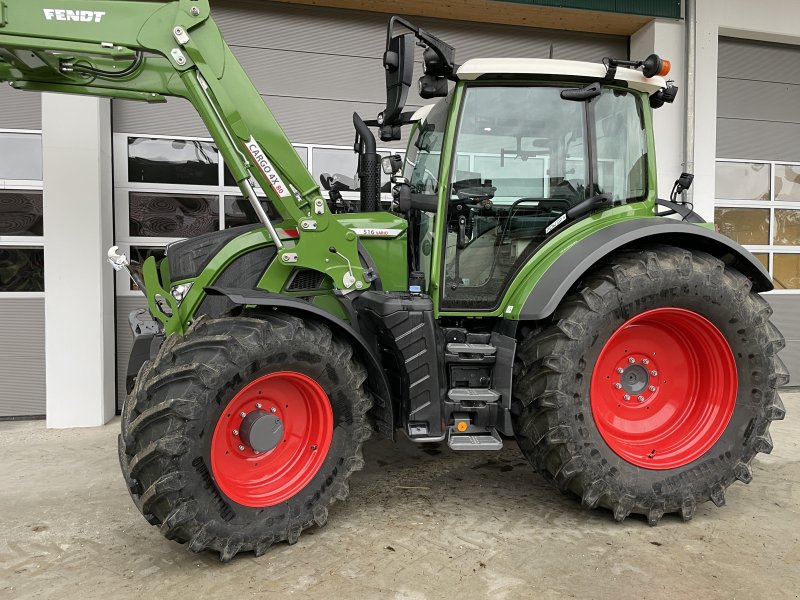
[210,371,333,507]
[590,307,737,470]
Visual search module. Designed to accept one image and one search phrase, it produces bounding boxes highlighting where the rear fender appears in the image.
[205,286,394,439]
[514,218,772,321]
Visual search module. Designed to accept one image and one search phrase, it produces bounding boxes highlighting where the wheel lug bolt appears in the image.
[649,385,656,392]
[240,412,247,418]
[623,394,631,401]
[238,445,245,451]
[270,407,277,413]
[628,357,636,364]
[614,383,622,389]
[642,358,650,365]
[256,402,262,409]
[616,368,624,374]
[232,429,239,436]
[651,370,658,376]
[310,445,317,451]
[637,395,645,402]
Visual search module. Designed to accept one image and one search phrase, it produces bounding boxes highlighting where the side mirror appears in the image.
[379,33,414,131]
[670,172,694,202]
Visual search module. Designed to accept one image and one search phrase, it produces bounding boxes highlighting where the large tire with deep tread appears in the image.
[512,246,788,524]
[118,313,373,561]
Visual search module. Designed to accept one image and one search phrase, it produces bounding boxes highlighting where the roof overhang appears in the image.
[268,0,655,36]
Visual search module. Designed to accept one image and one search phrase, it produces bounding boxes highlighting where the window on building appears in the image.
[0,132,44,294]
[114,133,402,295]
[128,137,219,186]
[129,192,220,237]
[715,159,800,290]
[0,190,43,236]
[0,133,43,181]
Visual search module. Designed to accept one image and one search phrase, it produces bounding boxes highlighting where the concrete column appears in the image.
[691,0,720,222]
[42,94,115,428]
[630,19,686,201]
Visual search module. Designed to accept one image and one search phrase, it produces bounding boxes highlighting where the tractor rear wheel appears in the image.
[512,246,787,524]
[118,313,372,561]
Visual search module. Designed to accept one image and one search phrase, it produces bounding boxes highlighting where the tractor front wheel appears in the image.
[512,246,787,524]
[118,313,372,561]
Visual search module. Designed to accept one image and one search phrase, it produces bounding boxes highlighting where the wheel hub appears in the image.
[620,363,650,395]
[240,410,284,453]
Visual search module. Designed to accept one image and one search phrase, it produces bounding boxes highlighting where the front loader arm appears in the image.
[0,0,367,294]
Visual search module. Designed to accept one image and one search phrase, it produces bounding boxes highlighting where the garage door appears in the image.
[0,85,45,418]
[715,36,800,385]
[112,0,628,410]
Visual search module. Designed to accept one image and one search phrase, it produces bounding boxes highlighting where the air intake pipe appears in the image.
[353,113,381,212]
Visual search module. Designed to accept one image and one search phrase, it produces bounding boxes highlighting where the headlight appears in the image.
[170,282,193,304]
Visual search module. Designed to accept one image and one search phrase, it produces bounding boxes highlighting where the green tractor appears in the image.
[0,1,787,561]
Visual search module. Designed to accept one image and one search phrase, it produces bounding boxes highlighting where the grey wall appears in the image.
[717,37,800,162]
[112,0,627,145]
[0,298,45,417]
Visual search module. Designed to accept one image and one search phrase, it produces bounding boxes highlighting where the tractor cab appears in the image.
[405,79,650,311]
[380,36,670,311]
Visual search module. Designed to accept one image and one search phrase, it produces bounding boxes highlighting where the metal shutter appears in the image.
[0,299,45,417]
[0,85,40,130]
[717,37,800,162]
[112,0,627,144]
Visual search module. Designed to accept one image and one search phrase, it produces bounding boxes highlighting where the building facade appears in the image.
[0,0,797,425]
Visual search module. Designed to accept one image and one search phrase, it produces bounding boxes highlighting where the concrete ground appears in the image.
[1,394,798,600]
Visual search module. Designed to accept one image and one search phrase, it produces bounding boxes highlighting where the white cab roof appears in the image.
[457,58,666,94]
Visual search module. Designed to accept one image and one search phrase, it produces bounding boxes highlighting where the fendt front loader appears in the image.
[0,0,788,561]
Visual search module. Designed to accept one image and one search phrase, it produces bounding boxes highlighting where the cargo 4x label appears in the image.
[244,137,291,198]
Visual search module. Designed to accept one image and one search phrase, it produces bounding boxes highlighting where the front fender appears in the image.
[512,218,772,321]
[205,286,394,439]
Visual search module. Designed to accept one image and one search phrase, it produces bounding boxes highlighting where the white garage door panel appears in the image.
[215,1,624,64]
[716,118,800,163]
[718,37,800,85]
[237,47,399,106]
[264,95,418,146]
[717,78,800,125]
[113,1,626,144]
[0,85,41,130]
[0,299,46,418]
[113,97,207,138]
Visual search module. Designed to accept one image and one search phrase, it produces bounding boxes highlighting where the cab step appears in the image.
[446,343,497,356]
[447,388,501,404]
[447,428,503,451]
